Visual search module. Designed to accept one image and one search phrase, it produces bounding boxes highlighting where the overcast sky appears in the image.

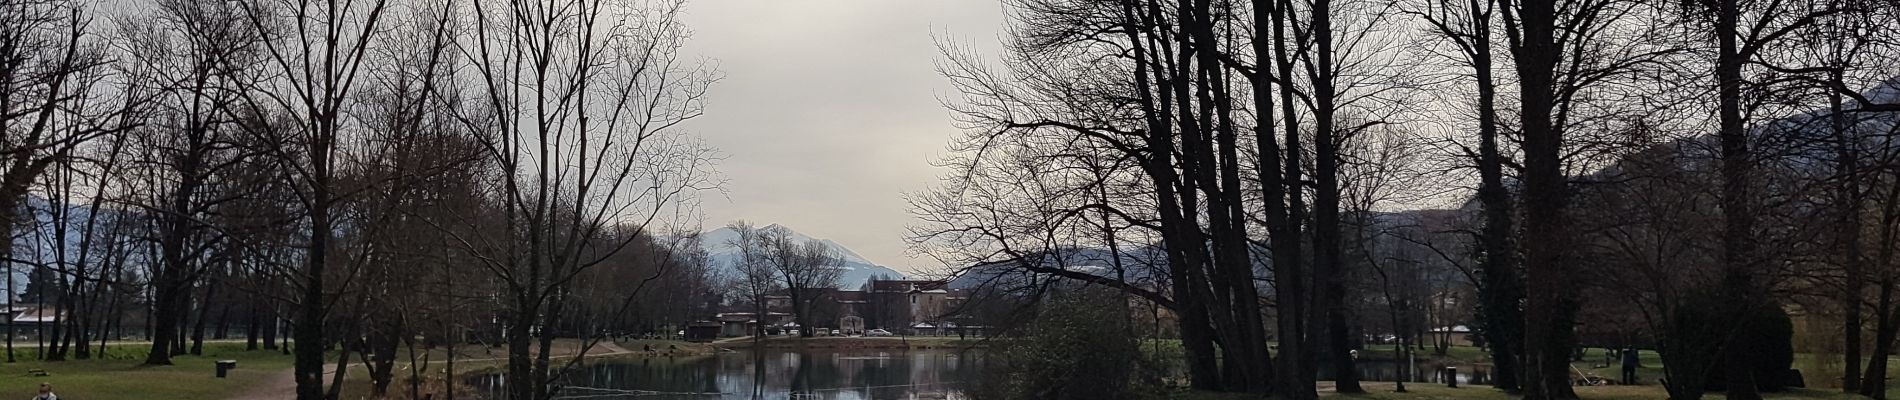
[678,1,1007,275]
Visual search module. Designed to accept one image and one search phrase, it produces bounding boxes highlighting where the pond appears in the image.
[467,347,1485,399]
[1355,360,1490,386]
[469,348,983,399]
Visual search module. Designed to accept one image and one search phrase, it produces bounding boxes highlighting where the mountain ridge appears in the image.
[698,223,907,288]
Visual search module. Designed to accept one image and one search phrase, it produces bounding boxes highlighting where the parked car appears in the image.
[866,329,893,337]
[787,329,801,336]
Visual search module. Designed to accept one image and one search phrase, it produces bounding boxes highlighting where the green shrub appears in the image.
[1704,304,1795,392]
[1659,292,1795,400]
[974,289,1149,400]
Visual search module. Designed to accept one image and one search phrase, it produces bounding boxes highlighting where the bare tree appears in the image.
[452,0,718,398]
[1494,0,1678,395]
[1402,0,1525,390]
[232,0,395,393]
[725,220,780,341]
[112,0,264,366]
[339,6,464,394]
[0,0,136,363]
[757,227,842,338]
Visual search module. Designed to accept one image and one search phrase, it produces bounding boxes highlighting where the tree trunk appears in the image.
[264,303,280,350]
[294,179,332,400]
[1122,0,1223,388]
[532,290,567,400]
[1714,0,1760,397]
[507,301,536,400]
[1863,278,1894,399]
[6,259,15,363]
[214,294,233,341]
[446,320,459,400]
[1833,67,1864,394]
[405,335,423,400]
[328,324,356,400]
[145,279,182,365]
[100,281,122,356]
[1309,0,1360,391]
[791,290,812,338]
[1510,0,1579,394]
[46,268,69,361]
[1860,179,1900,398]
[73,266,104,360]
[1181,0,1270,390]
[1471,0,1523,389]
[247,304,261,351]
[369,318,401,397]
[1252,0,1310,395]
[191,276,220,355]
[1273,0,1316,391]
[174,286,191,356]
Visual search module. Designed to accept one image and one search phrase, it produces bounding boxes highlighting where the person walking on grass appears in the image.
[1621,347,1640,385]
[33,383,55,400]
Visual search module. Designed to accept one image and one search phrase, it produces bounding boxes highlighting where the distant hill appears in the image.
[944,246,1171,290]
[698,223,907,288]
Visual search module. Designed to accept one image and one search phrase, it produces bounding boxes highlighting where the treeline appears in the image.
[0,0,723,398]
[911,0,1900,399]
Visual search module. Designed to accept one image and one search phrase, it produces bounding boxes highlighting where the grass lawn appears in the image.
[0,342,293,400]
[1375,345,1900,389]
[1156,382,1872,400]
[1152,343,1900,397]
[1327,383,1869,400]
[0,337,708,400]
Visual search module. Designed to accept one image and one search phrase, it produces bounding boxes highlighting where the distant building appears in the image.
[714,311,791,337]
[714,279,981,337]
[0,305,61,338]
[1426,325,1476,347]
[684,322,721,342]
[861,279,970,335]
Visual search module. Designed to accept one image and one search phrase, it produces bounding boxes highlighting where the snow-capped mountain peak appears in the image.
[700,223,905,287]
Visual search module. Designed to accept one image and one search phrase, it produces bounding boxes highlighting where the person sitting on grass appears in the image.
[33,383,55,400]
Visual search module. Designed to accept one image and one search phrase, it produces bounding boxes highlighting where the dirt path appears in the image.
[229,364,337,400]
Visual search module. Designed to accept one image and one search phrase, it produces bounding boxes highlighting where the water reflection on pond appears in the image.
[1355,360,1489,386]
[471,348,981,399]
[468,347,1487,399]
